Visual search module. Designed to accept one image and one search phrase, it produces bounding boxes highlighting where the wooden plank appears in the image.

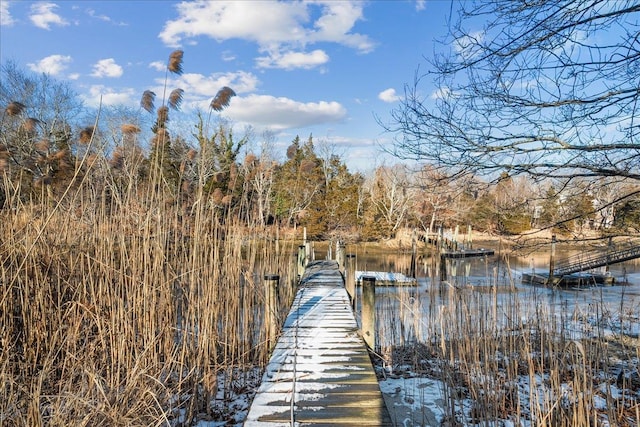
[246,260,393,426]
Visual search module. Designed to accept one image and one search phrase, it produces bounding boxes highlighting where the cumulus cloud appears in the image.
[159,1,374,70]
[415,0,426,11]
[86,8,126,25]
[148,61,166,72]
[1,1,15,26]
[82,85,136,108]
[170,71,260,99]
[225,94,347,130]
[453,31,484,60]
[30,2,69,30]
[91,58,124,78]
[430,87,453,100]
[378,88,401,103]
[27,54,72,76]
[256,49,329,70]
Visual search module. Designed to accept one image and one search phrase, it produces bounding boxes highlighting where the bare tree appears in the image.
[386,1,640,187]
[365,164,414,238]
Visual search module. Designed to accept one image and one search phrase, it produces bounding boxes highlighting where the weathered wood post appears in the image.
[361,276,376,350]
[467,225,473,250]
[547,234,556,286]
[336,240,345,273]
[454,225,459,250]
[264,274,280,348]
[439,254,447,282]
[345,253,356,306]
[410,229,417,279]
[297,245,306,279]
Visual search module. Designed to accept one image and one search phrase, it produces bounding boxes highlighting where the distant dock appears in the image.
[441,248,495,259]
[522,272,615,287]
[355,270,417,286]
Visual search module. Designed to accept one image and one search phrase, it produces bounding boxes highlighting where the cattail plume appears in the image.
[34,139,50,153]
[157,106,169,128]
[110,147,125,169]
[79,126,95,144]
[5,101,26,117]
[168,50,184,75]
[151,128,170,148]
[141,90,156,113]
[121,124,141,134]
[210,86,236,112]
[168,88,184,110]
[21,118,40,134]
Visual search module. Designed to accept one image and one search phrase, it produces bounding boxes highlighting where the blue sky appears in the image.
[0,0,452,172]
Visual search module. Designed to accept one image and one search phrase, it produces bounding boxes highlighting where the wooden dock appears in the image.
[245,260,393,426]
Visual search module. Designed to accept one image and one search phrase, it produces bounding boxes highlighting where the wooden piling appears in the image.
[361,276,376,350]
[345,254,356,305]
[264,274,280,348]
[297,245,306,278]
[336,241,345,273]
[439,254,447,282]
[547,234,556,286]
[410,229,417,279]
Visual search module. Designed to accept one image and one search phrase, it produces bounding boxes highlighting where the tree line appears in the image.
[2,59,639,242]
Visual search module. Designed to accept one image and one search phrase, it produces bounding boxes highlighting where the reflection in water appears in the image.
[345,243,640,350]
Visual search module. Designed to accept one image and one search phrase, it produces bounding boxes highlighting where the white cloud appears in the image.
[378,88,400,103]
[27,54,72,76]
[415,0,426,11]
[1,1,15,26]
[91,58,124,78]
[430,87,453,100]
[86,8,125,25]
[159,1,374,70]
[225,94,347,130]
[256,49,329,70]
[29,2,69,30]
[221,51,236,62]
[148,61,166,72]
[453,31,484,60]
[82,85,136,108]
[86,8,111,22]
[169,71,259,98]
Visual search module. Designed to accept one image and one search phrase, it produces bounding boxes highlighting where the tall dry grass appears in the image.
[1,171,295,425]
[374,254,640,426]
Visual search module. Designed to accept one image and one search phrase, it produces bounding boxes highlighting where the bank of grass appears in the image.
[0,185,296,425]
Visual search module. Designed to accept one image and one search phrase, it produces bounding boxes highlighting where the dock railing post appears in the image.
[297,245,306,279]
[264,274,280,348]
[361,276,376,350]
[548,234,556,286]
[346,254,356,305]
[410,229,417,279]
[336,241,345,273]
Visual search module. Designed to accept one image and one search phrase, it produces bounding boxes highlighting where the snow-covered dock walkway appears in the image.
[245,260,393,426]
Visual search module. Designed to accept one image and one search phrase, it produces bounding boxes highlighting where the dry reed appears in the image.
[372,251,640,426]
[1,163,296,424]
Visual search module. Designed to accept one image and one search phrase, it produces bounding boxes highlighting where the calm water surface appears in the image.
[331,242,640,347]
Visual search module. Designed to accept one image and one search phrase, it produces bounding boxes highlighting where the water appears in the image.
[344,243,640,348]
